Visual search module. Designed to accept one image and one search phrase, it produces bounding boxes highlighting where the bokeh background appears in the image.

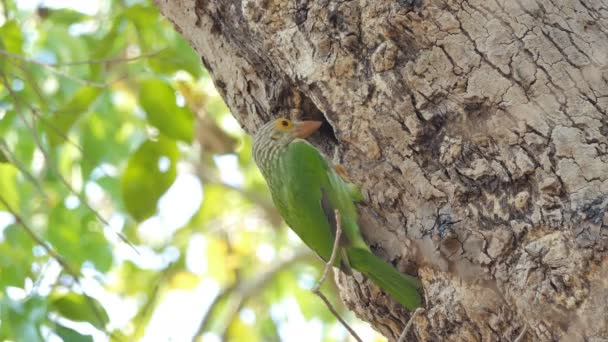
[0,0,384,341]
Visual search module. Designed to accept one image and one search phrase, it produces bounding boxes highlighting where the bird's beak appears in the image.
[293,120,322,138]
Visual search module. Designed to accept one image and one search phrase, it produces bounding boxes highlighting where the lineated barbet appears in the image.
[252,118,422,310]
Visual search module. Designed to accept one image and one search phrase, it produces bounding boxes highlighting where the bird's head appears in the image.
[252,118,322,167]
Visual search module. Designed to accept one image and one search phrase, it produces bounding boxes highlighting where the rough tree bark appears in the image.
[155,0,608,340]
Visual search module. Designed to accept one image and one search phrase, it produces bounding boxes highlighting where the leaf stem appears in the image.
[311,210,362,342]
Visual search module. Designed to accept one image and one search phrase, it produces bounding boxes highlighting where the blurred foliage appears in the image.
[0,1,382,341]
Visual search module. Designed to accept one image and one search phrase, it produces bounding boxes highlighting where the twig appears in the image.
[312,211,343,293]
[0,139,48,200]
[397,308,424,342]
[217,250,312,340]
[191,249,313,341]
[0,48,119,87]
[0,47,164,67]
[49,50,163,66]
[193,283,238,341]
[0,194,122,342]
[0,0,7,14]
[0,74,139,254]
[195,230,240,341]
[1,68,84,152]
[314,291,362,342]
[311,210,362,342]
[133,262,174,338]
[0,71,114,180]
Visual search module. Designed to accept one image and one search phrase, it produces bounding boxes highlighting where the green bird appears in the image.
[252,117,422,310]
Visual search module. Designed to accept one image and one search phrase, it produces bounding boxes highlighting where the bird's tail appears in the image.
[346,247,422,310]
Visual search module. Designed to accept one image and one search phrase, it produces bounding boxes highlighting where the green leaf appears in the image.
[86,14,128,83]
[120,137,179,221]
[148,38,202,77]
[259,315,281,341]
[96,175,121,204]
[227,317,259,342]
[43,23,90,64]
[82,228,113,272]
[47,207,86,268]
[48,86,102,146]
[0,109,17,136]
[114,260,158,295]
[54,324,94,342]
[206,236,231,285]
[0,163,20,210]
[0,296,46,342]
[0,225,34,287]
[47,8,89,25]
[46,207,114,271]
[123,4,158,29]
[0,20,23,54]
[138,79,194,142]
[123,4,161,49]
[0,20,23,73]
[14,128,36,167]
[80,110,125,177]
[49,293,110,329]
[0,148,7,163]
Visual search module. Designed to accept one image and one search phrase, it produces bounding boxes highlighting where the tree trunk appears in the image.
[155,0,608,340]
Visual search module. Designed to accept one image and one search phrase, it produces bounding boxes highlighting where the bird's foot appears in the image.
[334,164,351,181]
[333,147,352,181]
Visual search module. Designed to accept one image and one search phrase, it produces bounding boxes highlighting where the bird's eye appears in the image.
[274,118,292,131]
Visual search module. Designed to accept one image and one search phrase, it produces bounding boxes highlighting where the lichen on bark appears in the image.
[156,0,608,340]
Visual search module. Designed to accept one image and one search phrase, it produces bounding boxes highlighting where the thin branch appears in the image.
[193,230,239,341]
[193,283,238,341]
[217,250,313,340]
[192,249,313,342]
[311,210,362,342]
[2,67,83,151]
[0,138,48,201]
[0,47,164,67]
[397,308,424,342]
[14,61,50,109]
[50,50,164,66]
[23,105,85,153]
[133,262,174,338]
[311,211,343,293]
[56,172,139,254]
[0,195,73,273]
[0,73,139,254]
[0,0,10,21]
[0,194,122,342]
[315,291,362,342]
[1,70,113,178]
[0,48,119,88]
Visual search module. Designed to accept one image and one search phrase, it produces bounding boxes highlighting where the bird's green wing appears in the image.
[276,141,423,310]
[274,140,338,262]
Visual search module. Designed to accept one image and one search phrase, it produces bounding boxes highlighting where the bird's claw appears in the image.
[334,164,351,181]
